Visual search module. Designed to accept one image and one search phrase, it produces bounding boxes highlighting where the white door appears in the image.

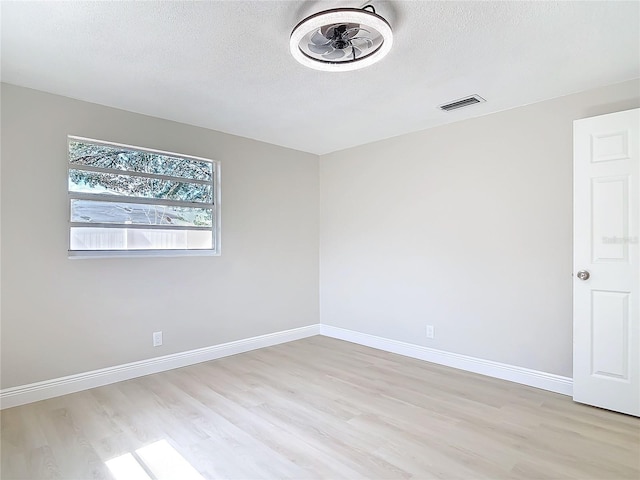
[573,108,639,417]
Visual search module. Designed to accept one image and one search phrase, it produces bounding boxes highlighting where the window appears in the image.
[68,137,220,257]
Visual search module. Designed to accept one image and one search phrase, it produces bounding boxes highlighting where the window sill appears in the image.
[68,249,221,259]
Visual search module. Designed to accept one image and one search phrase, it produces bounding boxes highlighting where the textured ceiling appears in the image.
[1,1,639,155]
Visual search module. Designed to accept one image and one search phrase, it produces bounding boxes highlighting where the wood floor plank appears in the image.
[1,336,639,479]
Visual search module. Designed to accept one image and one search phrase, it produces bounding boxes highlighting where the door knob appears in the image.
[577,270,590,281]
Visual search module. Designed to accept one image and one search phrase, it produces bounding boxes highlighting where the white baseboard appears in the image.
[1,323,573,409]
[0,324,321,409]
[320,325,573,396]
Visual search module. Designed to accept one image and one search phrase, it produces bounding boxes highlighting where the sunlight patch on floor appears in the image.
[105,453,152,480]
[106,440,204,480]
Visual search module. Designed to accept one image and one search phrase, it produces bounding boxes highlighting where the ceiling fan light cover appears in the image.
[290,7,393,72]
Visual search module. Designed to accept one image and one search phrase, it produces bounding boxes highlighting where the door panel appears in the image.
[591,130,631,163]
[591,176,629,262]
[591,289,629,379]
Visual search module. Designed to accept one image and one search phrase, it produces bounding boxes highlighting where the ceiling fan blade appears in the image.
[320,24,337,38]
[323,49,345,60]
[321,23,360,39]
[310,31,331,46]
[343,26,363,39]
[308,43,333,55]
[345,25,371,38]
[351,36,373,49]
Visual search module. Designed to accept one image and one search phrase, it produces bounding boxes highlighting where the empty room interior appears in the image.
[1,1,640,479]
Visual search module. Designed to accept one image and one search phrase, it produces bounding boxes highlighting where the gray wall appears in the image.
[3,79,639,389]
[1,84,320,389]
[320,79,640,377]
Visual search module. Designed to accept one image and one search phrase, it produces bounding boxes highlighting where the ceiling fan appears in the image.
[308,22,374,62]
[290,5,393,72]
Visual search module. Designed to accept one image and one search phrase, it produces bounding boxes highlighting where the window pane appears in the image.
[70,227,213,250]
[69,169,213,203]
[71,200,213,227]
[69,141,212,181]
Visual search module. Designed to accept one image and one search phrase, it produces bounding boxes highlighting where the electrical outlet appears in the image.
[426,325,435,339]
[153,331,163,347]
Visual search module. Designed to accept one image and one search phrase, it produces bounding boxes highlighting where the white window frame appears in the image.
[67,136,221,258]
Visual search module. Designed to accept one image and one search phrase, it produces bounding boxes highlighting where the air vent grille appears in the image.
[440,95,486,112]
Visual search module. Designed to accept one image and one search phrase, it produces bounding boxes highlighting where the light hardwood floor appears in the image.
[1,336,639,479]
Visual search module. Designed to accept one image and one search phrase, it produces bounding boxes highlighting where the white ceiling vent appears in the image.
[439,95,486,112]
